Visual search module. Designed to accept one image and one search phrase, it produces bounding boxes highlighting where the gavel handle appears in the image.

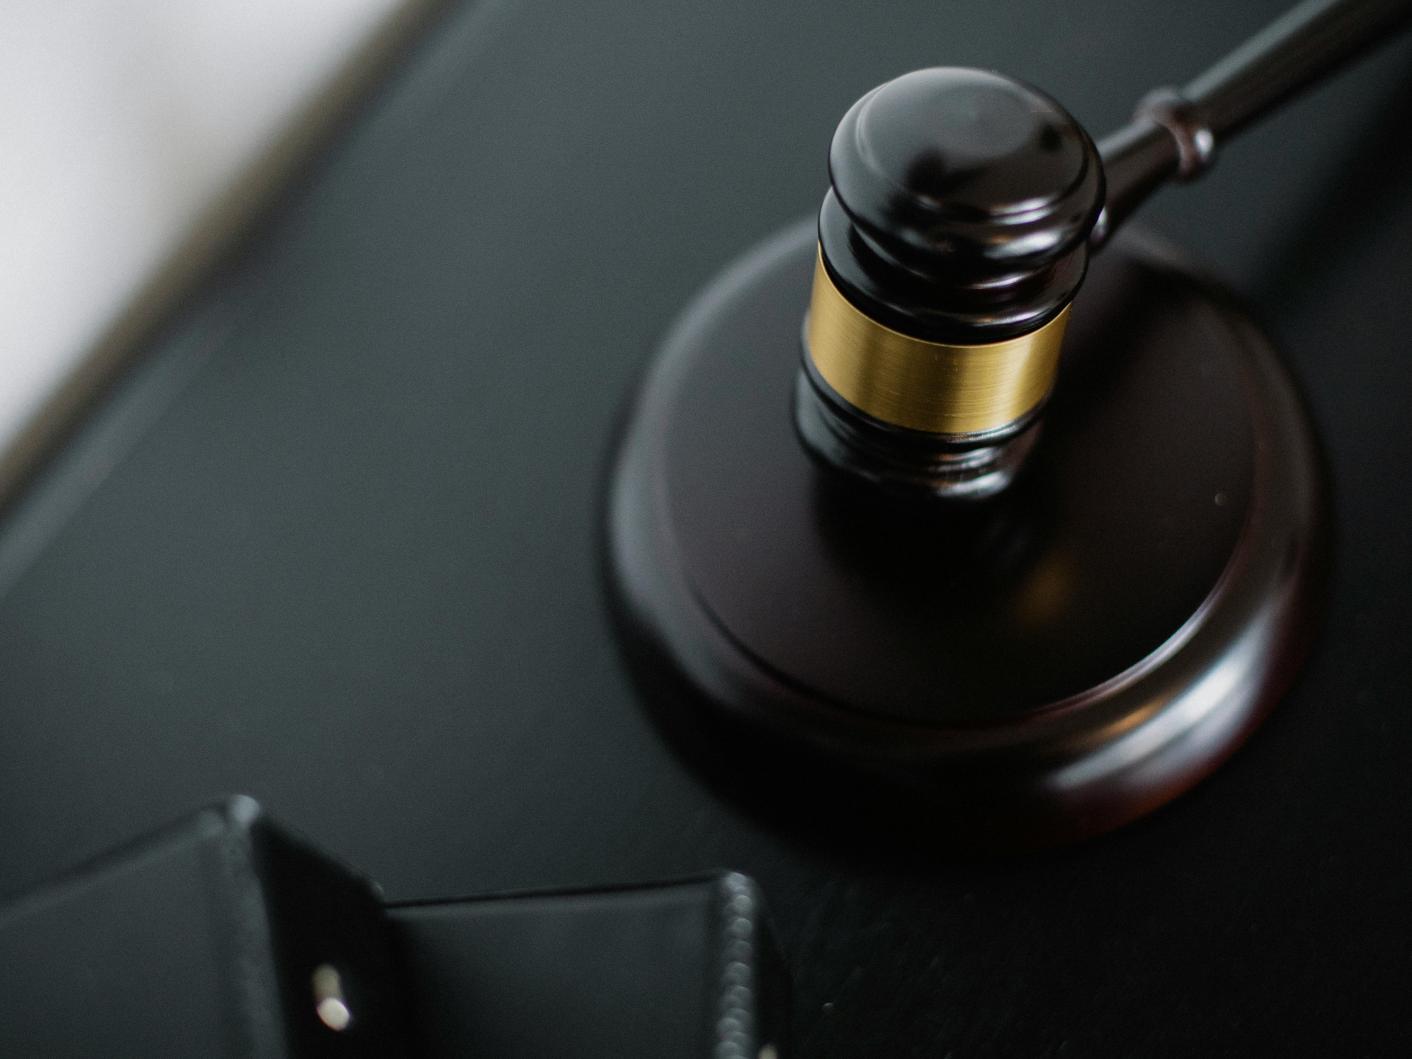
[1092,0,1412,246]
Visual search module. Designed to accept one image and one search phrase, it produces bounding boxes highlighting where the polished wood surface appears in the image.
[818,67,1101,344]
[610,224,1325,843]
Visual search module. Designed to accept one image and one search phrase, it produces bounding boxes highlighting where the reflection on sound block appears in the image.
[608,224,1324,846]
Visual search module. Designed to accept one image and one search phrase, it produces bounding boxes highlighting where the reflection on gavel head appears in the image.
[796,68,1105,500]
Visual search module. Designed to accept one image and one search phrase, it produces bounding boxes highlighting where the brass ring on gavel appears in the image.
[804,250,1071,437]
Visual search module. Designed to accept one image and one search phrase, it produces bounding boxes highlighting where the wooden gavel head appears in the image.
[797,68,1106,499]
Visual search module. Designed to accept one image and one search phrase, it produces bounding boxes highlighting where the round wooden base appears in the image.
[606,221,1326,846]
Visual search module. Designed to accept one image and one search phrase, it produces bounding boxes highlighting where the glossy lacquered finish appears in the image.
[820,68,1102,345]
[609,223,1327,844]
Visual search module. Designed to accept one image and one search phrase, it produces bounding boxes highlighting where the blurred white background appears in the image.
[0,0,424,498]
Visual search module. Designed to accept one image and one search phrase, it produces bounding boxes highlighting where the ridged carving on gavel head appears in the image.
[819,67,1105,344]
[799,68,1106,500]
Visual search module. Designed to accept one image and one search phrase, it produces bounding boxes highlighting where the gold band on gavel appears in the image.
[804,250,1070,436]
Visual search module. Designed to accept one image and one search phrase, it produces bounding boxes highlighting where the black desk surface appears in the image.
[3,2,1411,1054]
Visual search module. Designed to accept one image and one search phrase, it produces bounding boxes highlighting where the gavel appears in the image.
[607,0,1411,844]
[797,0,1412,499]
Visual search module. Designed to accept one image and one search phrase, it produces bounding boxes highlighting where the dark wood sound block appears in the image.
[607,223,1325,844]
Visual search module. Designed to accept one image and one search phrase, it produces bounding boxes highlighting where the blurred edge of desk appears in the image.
[0,0,447,512]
